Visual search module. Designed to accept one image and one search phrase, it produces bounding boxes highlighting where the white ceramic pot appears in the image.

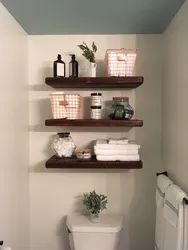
[89,62,97,77]
[89,213,100,223]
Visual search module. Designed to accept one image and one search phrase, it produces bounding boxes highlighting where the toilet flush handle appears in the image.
[66,227,71,234]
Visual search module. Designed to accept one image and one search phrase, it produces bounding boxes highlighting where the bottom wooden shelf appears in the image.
[46,155,143,169]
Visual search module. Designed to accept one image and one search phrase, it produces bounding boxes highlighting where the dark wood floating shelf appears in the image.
[45,76,144,89]
[45,119,143,127]
[46,155,143,169]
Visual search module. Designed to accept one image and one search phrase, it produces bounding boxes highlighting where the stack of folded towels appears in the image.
[94,138,140,161]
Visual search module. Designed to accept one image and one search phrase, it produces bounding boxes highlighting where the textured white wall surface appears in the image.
[163,0,188,193]
[0,3,29,250]
[29,34,162,250]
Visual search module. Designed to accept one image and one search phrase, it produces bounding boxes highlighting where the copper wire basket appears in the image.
[105,49,137,77]
[50,92,82,119]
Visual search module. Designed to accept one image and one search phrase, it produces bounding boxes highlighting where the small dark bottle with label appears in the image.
[53,54,66,77]
[69,54,78,77]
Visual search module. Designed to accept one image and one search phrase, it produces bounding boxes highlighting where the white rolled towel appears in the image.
[96,154,140,161]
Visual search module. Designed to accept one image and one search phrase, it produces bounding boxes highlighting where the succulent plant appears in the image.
[83,190,108,216]
[77,42,97,63]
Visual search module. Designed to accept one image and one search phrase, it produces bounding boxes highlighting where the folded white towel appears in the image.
[163,184,188,250]
[95,145,139,150]
[95,140,140,150]
[108,137,128,145]
[94,148,139,156]
[155,175,173,250]
[164,185,187,227]
[183,204,188,250]
[96,154,140,161]
[156,175,173,208]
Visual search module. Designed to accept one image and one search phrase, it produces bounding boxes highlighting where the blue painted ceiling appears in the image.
[1,0,186,34]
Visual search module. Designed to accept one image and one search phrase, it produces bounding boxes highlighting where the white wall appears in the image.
[134,36,163,250]
[29,34,162,250]
[163,0,188,193]
[0,3,29,250]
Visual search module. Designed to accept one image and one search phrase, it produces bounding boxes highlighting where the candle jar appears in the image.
[51,133,76,158]
[109,97,134,120]
[76,149,92,161]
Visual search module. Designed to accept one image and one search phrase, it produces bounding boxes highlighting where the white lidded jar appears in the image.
[51,132,76,158]
[90,106,102,119]
[91,93,102,106]
[66,213,123,250]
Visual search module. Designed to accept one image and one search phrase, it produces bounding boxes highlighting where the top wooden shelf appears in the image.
[45,76,144,89]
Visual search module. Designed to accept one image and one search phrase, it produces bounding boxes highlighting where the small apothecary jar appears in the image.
[109,97,134,120]
[91,93,102,106]
[51,132,76,158]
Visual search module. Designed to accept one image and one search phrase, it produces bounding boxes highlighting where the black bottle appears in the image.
[53,54,66,77]
[69,54,78,77]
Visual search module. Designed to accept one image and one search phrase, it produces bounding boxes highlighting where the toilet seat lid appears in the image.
[67,214,123,233]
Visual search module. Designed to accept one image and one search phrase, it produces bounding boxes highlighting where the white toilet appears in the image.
[66,213,123,250]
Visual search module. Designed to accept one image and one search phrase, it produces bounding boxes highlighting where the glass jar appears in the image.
[109,97,134,120]
[51,132,76,158]
[90,106,102,119]
[91,93,102,106]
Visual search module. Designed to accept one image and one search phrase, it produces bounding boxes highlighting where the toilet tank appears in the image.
[66,214,123,250]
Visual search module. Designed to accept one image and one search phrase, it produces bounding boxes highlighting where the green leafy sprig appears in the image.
[78,42,97,63]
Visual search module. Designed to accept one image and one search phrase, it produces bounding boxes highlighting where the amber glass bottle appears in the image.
[53,54,66,77]
[69,54,78,77]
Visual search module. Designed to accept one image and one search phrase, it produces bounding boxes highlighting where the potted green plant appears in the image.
[83,190,108,223]
[77,42,97,77]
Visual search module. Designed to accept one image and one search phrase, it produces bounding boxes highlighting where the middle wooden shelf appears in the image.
[45,119,143,127]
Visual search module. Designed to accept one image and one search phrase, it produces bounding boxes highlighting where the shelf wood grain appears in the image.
[45,76,144,89]
[46,155,143,169]
[45,119,143,127]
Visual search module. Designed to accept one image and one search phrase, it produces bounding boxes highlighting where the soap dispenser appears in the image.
[53,54,66,77]
[69,54,78,77]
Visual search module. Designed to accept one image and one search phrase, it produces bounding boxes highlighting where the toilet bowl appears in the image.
[66,213,123,250]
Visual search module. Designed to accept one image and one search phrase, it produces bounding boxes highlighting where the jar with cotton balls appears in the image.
[51,133,76,158]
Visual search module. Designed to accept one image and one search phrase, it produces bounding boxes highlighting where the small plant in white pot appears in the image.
[83,190,108,223]
[77,42,97,77]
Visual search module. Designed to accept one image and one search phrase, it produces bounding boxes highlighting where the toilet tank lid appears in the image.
[66,214,123,233]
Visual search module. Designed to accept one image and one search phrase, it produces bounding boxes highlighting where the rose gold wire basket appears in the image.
[105,49,137,77]
[50,92,82,119]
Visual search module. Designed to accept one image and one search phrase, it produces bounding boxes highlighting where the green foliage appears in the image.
[83,190,108,215]
[77,42,97,63]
